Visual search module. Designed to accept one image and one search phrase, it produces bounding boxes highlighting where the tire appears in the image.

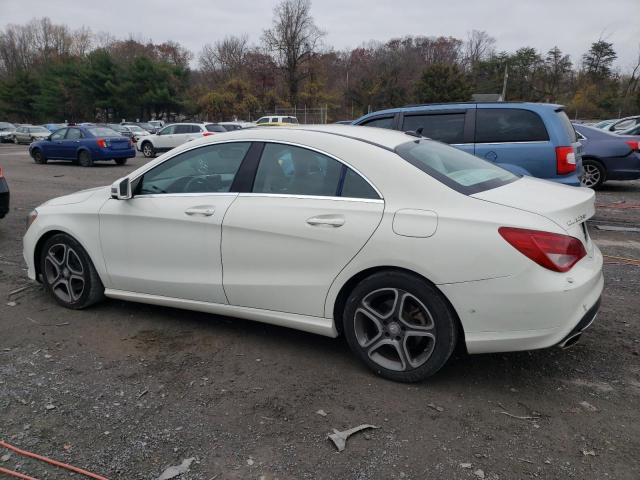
[141,142,155,158]
[114,158,127,165]
[13,136,18,144]
[343,271,458,383]
[32,149,47,164]
[581,159,606,189]
[40,233,104,309]
[78,150,93,167]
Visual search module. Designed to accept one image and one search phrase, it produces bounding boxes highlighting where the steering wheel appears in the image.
[183,175,221,193]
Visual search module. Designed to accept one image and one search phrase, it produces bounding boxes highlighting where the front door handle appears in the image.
[185,205,216,216]
[306,215,345,227]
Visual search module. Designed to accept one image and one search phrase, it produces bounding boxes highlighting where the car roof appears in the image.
[356,102,564,120]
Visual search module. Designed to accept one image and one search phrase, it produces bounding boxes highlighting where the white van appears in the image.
[255,116,299,125]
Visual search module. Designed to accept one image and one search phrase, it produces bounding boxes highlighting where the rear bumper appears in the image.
[93,148,136,160]
[0,178,9,218]
[439,245,604,354]
[556,297,600,348]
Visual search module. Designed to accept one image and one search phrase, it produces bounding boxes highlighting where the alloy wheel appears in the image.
[143,144,154,157]
[581,164,601,188]
[44,243,85,303]
[353,288,436,371]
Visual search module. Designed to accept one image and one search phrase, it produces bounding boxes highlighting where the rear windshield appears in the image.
[556,109,577,143]
[396,139,518,195]
[88,127,121,137]
[29,127,49,133]
[206,124,227,132]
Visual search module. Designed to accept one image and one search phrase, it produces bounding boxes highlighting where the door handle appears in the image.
[185,205,216,216]
[306,215,345,227]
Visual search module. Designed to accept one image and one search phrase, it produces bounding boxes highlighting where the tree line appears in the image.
[0,1,638,124]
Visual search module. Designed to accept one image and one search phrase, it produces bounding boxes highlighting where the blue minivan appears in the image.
[353,103,583,186]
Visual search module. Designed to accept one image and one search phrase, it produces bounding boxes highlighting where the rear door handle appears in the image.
[306,215,345,227]
[185,205,216,216]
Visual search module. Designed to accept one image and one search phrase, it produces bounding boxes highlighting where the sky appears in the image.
[1,0,639,71]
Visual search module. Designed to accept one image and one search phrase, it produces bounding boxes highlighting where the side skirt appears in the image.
[104,289,338,337]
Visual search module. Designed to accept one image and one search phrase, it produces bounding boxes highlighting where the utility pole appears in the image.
[501,65,509,101]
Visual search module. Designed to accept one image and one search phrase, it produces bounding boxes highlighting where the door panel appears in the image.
[99,194,237,303]
[221,195,384,317]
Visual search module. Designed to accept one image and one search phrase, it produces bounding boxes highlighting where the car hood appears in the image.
[472,176,595,232]
[44,186,109,206]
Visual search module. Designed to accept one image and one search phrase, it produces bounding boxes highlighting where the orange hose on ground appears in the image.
[0,440,109,480]
[0,466,39,480]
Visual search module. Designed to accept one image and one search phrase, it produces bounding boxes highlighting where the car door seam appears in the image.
[220,192,241,304]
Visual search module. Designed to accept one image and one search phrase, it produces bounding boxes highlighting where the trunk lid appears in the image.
[472,176,595,249]
[108,136,131,150]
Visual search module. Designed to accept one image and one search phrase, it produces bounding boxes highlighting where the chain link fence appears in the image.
[273,106,329,124]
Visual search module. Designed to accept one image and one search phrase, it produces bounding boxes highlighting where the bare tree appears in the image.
[263,0,324,104]
[199,34,249,75]
[464,30,495,68]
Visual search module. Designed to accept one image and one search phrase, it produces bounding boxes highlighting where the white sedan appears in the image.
[23,125,603,382]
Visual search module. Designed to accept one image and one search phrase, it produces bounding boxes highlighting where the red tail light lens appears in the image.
[202,132,215,137]
[498,227,586,272]
[556,146,576,175]
[96,138,108,148]
[624,140,639,151]
[0,166,3,178]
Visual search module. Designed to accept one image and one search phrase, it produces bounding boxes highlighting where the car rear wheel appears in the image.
[141,142,155,158]
[581,159,605,189]
[78,150,93,167]
[32,149,47,164]
[343,271,458,382]
[40,233,104,309]
[114,158,127,165]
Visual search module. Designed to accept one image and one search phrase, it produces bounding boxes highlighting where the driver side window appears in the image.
[136,142,250,195]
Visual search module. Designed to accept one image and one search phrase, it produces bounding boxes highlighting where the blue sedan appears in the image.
[29,126,136,167]
[574,123,640,189]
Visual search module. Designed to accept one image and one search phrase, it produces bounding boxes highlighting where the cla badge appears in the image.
[566,213,587,227]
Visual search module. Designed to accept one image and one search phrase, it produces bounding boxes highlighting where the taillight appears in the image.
[498,227,586,272]
[556,146,576,175]
[0,167,3,178]
[202,132,215,136]
[96,138,108,148]
[624,140,639,152]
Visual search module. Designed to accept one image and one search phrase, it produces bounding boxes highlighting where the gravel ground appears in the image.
[0,143,638,480]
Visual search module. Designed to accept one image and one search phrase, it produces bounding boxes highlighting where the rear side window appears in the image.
[341,168,379,199]
[396,139,517,195]
[402,113,465,144]
[361,116,394,129]
[206,124,227,132]
[556,110,577,143]
[174,125,192,134]
[475,109,549,143]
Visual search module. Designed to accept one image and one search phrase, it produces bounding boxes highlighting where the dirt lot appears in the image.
[0,142,638,480]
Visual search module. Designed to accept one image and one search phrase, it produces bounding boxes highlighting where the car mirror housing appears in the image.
[111,177,132,200]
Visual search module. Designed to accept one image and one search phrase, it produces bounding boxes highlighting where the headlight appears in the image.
[26,209,38,230]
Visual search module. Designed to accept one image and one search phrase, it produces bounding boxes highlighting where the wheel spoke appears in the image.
[354,308,384,348]
[398,293,435,331]
[362,288,399,320]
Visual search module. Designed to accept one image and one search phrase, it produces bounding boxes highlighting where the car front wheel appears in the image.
[40,233,104,309]
[32,149,47,164]
[343,271,458,383]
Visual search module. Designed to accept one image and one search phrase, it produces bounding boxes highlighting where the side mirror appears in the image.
[111,177,132,200]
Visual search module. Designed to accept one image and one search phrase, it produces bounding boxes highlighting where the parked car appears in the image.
[353,102,583,186]
[98,123,134,140]
[0,165,8,219]
[122,121,159,134]
[0,122,16,143]
[121,124,150,142]
[602,115,640,133]
[137,122,226,158]
[42,123,66,133]
[218,122,245,131]
[591,119,617,129]
[255,115,299,125]
[23,125,603,382]
[12,125,51,144]
[148,120,165,130]
[573,123,640,189]
[29,125,135,167]
[617,124,640,136]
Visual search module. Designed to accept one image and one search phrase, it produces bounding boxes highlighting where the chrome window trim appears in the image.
[130,138,384,201]
[239,192,384,204]
[133,192,239,199]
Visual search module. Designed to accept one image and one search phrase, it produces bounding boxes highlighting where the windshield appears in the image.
[29,127,49,133]
[88,127,121,137]
[395,139,518,194]
[138,123,153,130]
